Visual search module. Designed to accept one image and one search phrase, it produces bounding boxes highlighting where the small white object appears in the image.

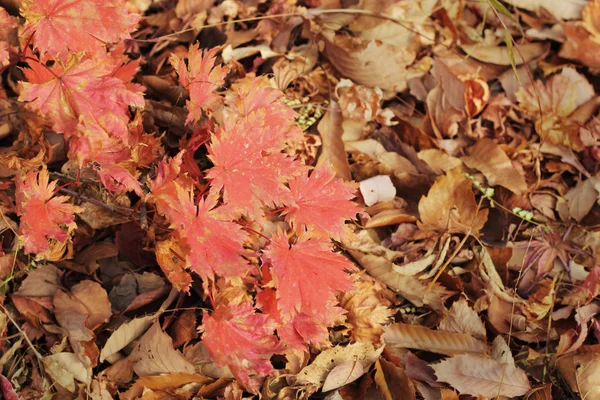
[359,175,396,206]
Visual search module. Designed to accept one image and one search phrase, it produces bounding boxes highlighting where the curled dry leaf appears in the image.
[461,138,528,194]
[383,323,489,356]
[294,341,383,389]
[130,322,195,377]
[432,354,531,398]
[418,167,489,235]
[317,100,352,181]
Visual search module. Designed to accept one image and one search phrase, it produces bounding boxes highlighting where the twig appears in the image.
[58,188,136,217]
[0,303,43,360]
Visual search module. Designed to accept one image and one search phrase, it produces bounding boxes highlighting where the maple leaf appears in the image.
[201,298,280,393]
[21,0,139,59]
[170,44,229,124]
[225,77,303,143]
[15,168,81,254]
[207,114,302,217]
[282,162,360,240]
[148,151,196,230]
[264,230,354,328]
[181,194,251,281]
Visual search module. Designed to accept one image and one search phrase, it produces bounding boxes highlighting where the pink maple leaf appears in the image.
[264,230,354,327]
[207,115,303,217]
[21,0,139,59]
[181,194,251,281]
[15,168,81,254]
[170,44,229,124]
[201,299,280,393]
[282,162,360,240]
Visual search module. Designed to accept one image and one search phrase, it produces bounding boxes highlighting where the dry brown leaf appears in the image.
[317,100,352,181]
[505,0,586,20]
[321,29,431,93]
[272,44,319,90]
[339,279,394,345]
[346,249,451,312]
[322,360,364,392]
[516,67,594,151]
[130,322,195,377]
[564,177,600,221]
[169,310,198,347]
[432,354,530,398]
[374,358,417,400]
[120,373,213,400]
[418,167,488,235]
[155,238,192,292]
[383,323,488,355]
[560,22,600,69]
[491,336,515,366]
[460,42,548,66]
[70,280,112,330]
[100,314,155,363]
[439,299,487,341]
[43,352,91,392]
[294,341,383,389]
[556,346,600,398]
[73,242,119,275]
[417,149,462,175]
[461,139,528,194]
[16,264,61,297]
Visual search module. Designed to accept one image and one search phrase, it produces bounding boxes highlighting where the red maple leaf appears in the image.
[15,168,81,254]
[19,54,144,146]
[207,114,303,217]
[170,44,229,124]
[21,0,139,59]
[201,298,280,393]
[264,230,354,327]
[282,162,360,240]
[181,194,251,281]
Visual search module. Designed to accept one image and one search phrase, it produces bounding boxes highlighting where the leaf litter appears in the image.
[0,0,598,399]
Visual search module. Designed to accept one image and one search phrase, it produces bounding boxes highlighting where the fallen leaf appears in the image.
[460,42,548,66]
[43,352,91,392]
[439,299,487,341]
[317,101,352,181]
[505,0,586,20]
[418,167,489,235]
[294,341,383,389]
[374,358,417,400]
[461,138,528,194]
[120,372,213,400]
[100,314,155,363]
[383,323,489,355]
[564,177,600,221]
[322,360,364,392]
[432,353,531,398]
[16,264,61,297]
[556,346,600,398]
[130,322,195,377]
